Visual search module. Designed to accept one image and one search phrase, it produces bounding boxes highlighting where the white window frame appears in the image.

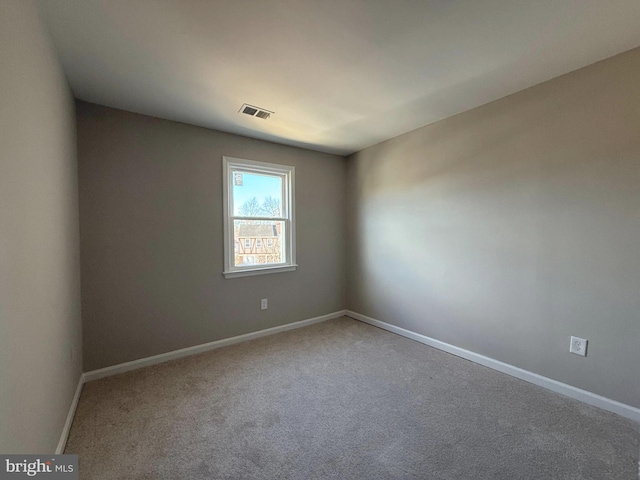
[222,156,296,278]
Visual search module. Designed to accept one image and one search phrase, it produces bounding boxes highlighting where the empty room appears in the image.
[2,0,640,478]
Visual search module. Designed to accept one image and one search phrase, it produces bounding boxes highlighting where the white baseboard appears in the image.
[345,310,640,423]
[83,310,346,383]
[56,372,86,454]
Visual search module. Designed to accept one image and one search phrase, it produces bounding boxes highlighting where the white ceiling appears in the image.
[37,0,640,156]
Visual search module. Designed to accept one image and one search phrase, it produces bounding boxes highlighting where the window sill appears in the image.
[223,264,298,279]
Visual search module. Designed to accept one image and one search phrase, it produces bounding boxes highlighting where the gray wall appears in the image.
[347,48,640,408]
[0,1,82,453]
[77,102,347,371]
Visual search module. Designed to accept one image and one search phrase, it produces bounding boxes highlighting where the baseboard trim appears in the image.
[56,373,85,454]
[345,310,640,422]
[83,310,346,383]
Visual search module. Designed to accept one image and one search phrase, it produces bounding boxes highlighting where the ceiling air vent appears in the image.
[239,103,273,120]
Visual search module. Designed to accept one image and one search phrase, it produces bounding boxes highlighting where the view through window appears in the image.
[223,157,296,277]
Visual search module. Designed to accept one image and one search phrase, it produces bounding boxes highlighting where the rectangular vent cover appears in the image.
[239,103,273,120]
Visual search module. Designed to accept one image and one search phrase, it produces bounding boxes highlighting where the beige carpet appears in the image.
[65,317,639,479]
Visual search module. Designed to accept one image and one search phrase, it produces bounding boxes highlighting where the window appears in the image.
[222,157,296,278]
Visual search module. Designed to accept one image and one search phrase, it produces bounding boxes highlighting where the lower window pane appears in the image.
[233,219,285,267]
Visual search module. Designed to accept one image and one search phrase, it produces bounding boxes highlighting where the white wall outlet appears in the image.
[261,298,268,310]
[569,336,588,356]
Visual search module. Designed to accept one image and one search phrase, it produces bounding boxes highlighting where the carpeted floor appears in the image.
[65,316,640,479]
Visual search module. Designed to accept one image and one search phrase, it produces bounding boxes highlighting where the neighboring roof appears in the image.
[237,224,277,238]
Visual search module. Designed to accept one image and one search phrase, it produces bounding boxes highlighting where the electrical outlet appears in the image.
[569,336,588,356]
[261,298,268,310]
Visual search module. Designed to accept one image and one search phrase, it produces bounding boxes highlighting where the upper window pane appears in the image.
[232,171,283,218]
